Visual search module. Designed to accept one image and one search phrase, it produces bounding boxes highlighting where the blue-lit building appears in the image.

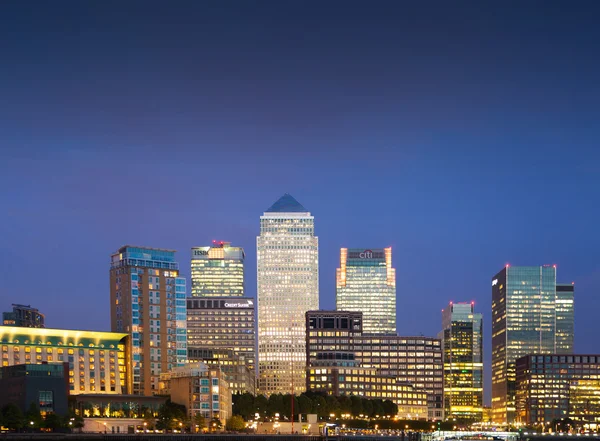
[491,265,575,424]
[110,246,187,396]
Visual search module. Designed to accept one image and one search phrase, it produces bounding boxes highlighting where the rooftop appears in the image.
[265,193,308,213]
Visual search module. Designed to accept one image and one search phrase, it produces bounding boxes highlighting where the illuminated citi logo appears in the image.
[492,279,498,286]
[359,250,373,259]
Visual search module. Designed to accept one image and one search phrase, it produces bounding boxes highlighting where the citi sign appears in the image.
[359,250,374,259]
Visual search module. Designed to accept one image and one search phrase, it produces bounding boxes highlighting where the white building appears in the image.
[257,194,319,395]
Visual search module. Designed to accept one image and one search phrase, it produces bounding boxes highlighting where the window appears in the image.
[39,391,54,413]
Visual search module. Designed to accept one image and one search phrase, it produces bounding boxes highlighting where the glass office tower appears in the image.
[190,242,245,297]
[491,265,574,424]
[110,246,187,395]
[439,302,483,423]
[257,194,319,395]
[336,248,396,334]
[556,283,575,353]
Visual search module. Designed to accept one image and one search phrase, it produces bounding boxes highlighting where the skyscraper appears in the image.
[556,283,575,353]
[336,248,396,334]
[188,241,255,393]
[491,265,575,424]
[110,246,187,395]
[439,302,483,423]
[257,193,319,395]
[190,242,245,297]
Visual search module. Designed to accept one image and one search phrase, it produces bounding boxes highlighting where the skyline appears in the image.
[1,1,600,406]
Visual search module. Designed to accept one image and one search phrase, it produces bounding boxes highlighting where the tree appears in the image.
[233,393,255,420]
[25,402,42,429]
[155,400,186,431]
[297,394,313,415]
[194,413,206,432]
[362,398,373,417]
[69,412,85,433]
[314,395,328,418]
[382,400,398,417]
[338,395,352,415]
[44,413,64,431]
[326,395,340,418]
[226,415,246,431]
[254,395,268,419]
[350,396,363,417]
[2,403,25,431]
[210,417,223,432]
[267,394,283,417]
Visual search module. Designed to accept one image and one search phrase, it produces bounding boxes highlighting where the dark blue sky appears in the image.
[1,1,600,403]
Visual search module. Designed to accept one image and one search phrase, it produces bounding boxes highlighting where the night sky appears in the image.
[2,1,600,404]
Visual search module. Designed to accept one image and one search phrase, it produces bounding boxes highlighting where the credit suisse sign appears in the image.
[224,300,254,308]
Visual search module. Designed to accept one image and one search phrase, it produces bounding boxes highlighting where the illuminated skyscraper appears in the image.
[336,248,396,334]
[190,242,245,297]
[491,265,574,424]
[556,283,575,353]
[110,246,187,395]
[439,302,483,423]
[257,193,319,395]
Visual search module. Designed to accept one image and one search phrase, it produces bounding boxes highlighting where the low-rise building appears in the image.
[0,363,68,415]
[307,360,428,419]
[0,326,128,394]
[2,304,45,328]
[159,362,231,425]
[516,354,600,425]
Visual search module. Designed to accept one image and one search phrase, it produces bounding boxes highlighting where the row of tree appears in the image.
[0,403,84,431]
[233,391,398,421]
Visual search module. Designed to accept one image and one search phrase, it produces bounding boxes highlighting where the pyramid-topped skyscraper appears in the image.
[257,193,319,395]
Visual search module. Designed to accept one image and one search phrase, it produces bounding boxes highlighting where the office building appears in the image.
[0,363,68,416]
[556,283,575,353]
[491,265,575,424]
[307,361,428,419]
[110,245,187,395]
[2,304,45,328]
[439,302,483,423]
[336,248,396,334]
[190,242,245,297]
[306,310,444,420]
[188,347,256,395]
[186,296,256,394]
[0,326,127,394]
[257,194,319,395]
[516,354,600,425]
[159,362,232,425]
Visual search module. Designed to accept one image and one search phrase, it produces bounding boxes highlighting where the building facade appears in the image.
[439,302,483,423]
[306,310,444,420]
[307,361,428,419]
[0,326,127,394]
[159,362,232,425]
[186,297,255,373]
[190,242,245,297]
[257,194,319,395]
[188,347,256,395]
[110,245,187,395]
[516,354,600,425]
[0,363,69,416]
[336,248,396,335]
[2,304,45,328]
[556,283,575,354]
[491,265,575,424]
